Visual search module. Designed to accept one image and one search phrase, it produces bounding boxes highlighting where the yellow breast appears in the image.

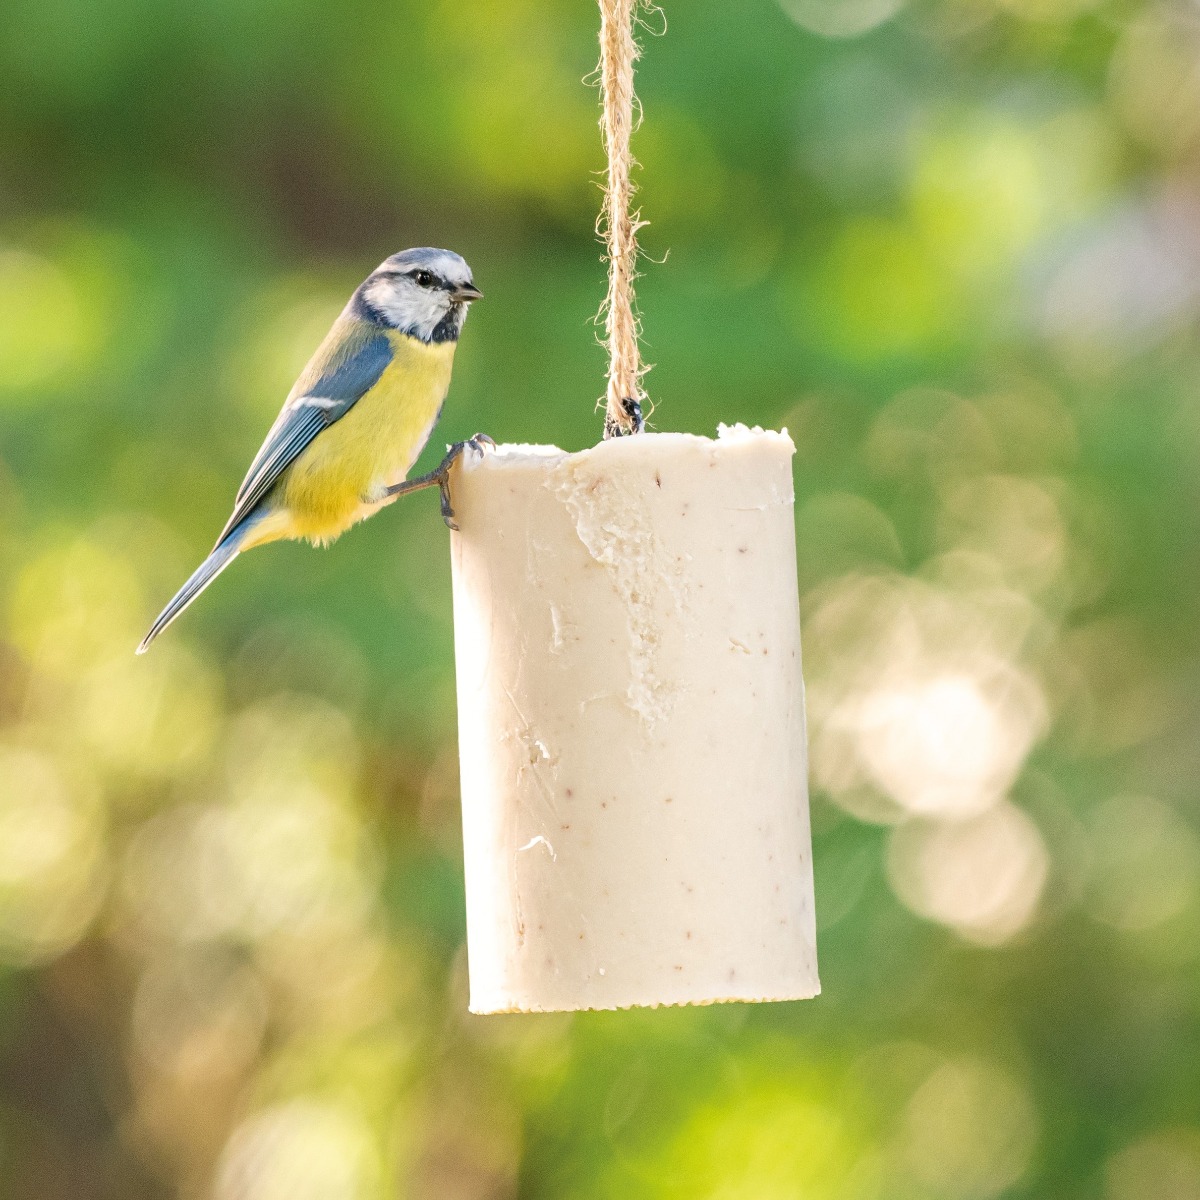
[278,333,456,544]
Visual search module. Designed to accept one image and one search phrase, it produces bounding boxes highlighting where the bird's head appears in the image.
[356,247,482,344]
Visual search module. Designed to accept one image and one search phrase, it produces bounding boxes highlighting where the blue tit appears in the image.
[138,247,484,654]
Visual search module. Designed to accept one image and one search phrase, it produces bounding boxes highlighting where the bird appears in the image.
[137,247,486,654]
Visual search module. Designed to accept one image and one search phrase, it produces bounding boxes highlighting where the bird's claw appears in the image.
[463,432,496,459]
[437,473,458,530]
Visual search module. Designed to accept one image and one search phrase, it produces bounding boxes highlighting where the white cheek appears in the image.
[367,280,447,334]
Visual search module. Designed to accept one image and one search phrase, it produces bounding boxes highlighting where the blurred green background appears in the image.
[1,0,1198,1196]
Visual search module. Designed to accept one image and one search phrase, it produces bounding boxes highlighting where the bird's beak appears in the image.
[451,283,483,303]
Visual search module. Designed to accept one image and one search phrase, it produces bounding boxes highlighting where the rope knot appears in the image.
[603,397,645,440]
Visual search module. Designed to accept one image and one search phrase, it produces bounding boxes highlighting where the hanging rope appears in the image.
[598,0,648,439]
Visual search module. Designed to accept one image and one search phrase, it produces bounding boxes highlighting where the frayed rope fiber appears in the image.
[599,0,648,439]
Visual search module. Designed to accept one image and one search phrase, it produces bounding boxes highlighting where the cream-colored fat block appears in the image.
[449,425,819,1013]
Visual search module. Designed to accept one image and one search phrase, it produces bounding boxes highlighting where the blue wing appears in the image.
[215,319,393,546]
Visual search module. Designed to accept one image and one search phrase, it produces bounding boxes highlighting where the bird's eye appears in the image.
[411,270,436,288]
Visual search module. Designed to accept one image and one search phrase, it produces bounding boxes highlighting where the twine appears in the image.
[598,0,648,438]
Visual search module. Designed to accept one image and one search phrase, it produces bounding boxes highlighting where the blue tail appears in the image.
[137,515,262,654]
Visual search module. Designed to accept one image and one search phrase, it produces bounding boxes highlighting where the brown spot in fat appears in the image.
[674,964,684,971]
[738,546,748,554]
[565,788,573,798]
[560,823,571,831]
[664,796,673,804]
[655,471,662,488]
[685,931,692,939]
[601,801,608,809]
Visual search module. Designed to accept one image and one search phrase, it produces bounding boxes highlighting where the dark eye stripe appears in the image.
[378,268,439,285]
[376,267,456,291]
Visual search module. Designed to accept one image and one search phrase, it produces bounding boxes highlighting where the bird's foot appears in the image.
[436,434,494,529]
[384,434,494,530]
